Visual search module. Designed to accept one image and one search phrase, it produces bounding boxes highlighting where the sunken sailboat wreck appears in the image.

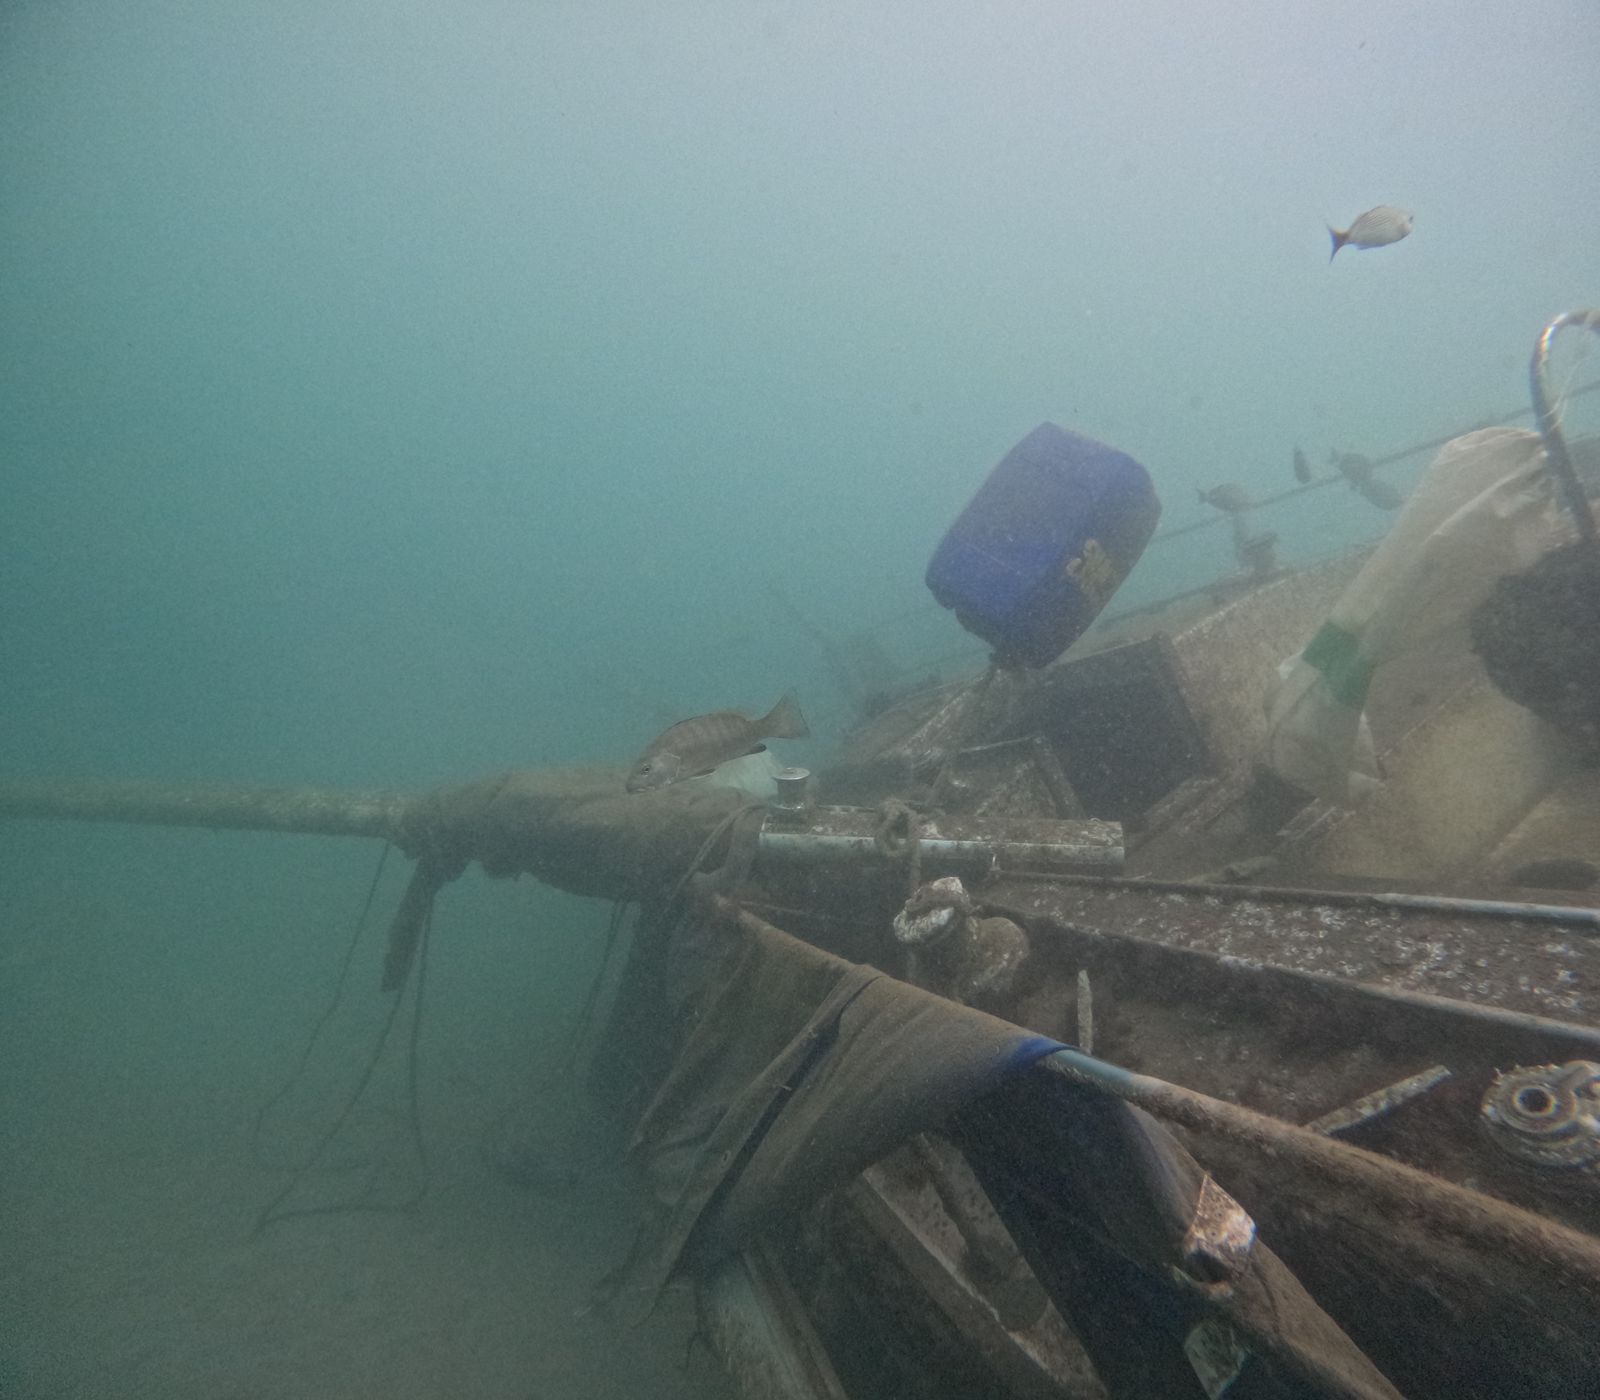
[5,312,1600,1400]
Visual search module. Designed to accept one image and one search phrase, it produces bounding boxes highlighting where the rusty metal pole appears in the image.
[0,775,414,840]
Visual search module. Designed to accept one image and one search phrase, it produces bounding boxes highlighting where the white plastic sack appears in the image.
[1265,428,1559,804]
[691,747,786,801]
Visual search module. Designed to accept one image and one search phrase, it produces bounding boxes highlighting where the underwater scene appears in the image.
[3,4,1598,1398]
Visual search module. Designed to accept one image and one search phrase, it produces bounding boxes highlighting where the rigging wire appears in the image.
[851,377,1600,647]
[251,880,435,1234]
[249,842,391,1170]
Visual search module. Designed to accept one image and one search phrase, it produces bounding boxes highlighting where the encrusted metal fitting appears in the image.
[1481,1060,1600,1173]
[892,876,973,947]
[893,878,1032,1007]
[769,766,812,821]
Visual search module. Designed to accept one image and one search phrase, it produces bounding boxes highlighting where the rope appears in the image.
[250,841,391,1171]
[874,797,924,897]
[561,897,632,1080]
[251,900,435,1234]
[662,800,766,908]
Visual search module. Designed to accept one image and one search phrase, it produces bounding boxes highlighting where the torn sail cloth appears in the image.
[615,908,1057,1317]
[616,908,1404,1400]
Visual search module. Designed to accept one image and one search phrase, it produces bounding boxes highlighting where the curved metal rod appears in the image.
[1530,308,1600,545]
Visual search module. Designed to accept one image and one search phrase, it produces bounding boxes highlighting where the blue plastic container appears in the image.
[925,423,1161,668]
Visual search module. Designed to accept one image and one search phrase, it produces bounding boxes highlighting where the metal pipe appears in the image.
[1531,309,1600,546]
[757,830,1124,871]
[0,774,412,841]
[1362,888,1600,931]
[1016,870,1600,935]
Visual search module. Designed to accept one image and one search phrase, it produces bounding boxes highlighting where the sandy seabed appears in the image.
[0,824,731,1400]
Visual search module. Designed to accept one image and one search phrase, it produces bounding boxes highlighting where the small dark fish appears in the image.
[1197,482,1253,513]
[1292,445,1311,484]
[627,695,809,791]
[1357,478,1404,510]
[1329,205,1413,261]
[1333,452,1376,488]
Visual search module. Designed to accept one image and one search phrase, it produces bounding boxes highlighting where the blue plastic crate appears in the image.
[925,423,1161,668]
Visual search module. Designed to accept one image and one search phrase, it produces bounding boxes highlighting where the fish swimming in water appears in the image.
[1328,206,1413,261]
[1332,451,1376,489]
[1292,445,1312,484]
[1197,482,1253,513]
[1329,451,1401,508]
[1355,477,1404,510]
[626,695,810,792]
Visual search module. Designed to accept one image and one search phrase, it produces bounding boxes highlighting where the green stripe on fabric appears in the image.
[1301,621,1376,709]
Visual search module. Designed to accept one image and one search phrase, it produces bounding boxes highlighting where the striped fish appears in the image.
[1329,206,1413,261]
[626,695,809,791]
